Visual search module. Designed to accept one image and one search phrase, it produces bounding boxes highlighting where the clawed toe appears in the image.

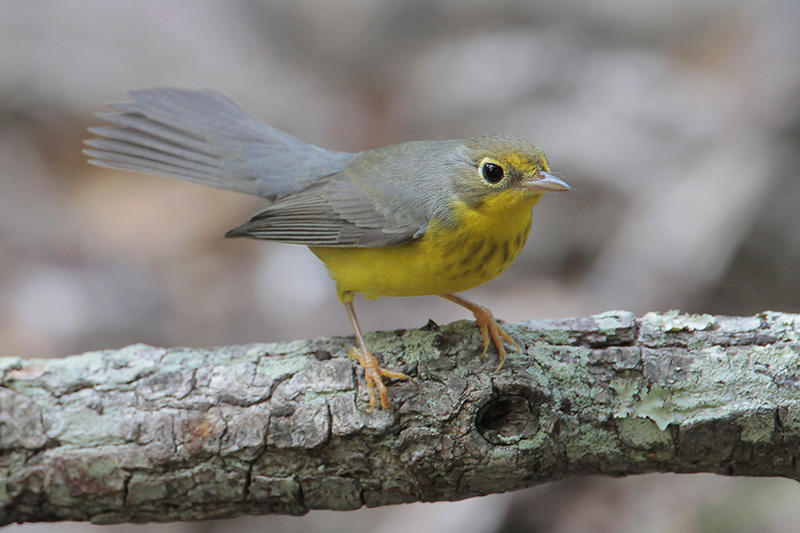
[350,347,409,411]
[440,293,519,370]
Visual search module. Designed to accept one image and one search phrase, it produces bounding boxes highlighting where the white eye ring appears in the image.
[480,159,505,184]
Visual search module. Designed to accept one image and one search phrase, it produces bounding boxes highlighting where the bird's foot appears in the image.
[349,347,409,411]
[472,306,520,370]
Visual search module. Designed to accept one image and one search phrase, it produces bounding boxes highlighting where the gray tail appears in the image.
[84,88,355,200]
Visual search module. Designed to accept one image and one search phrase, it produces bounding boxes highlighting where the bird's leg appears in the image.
[343,298,409,411]
[440,293,520,370]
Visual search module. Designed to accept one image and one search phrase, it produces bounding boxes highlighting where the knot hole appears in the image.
[476,394,540,445]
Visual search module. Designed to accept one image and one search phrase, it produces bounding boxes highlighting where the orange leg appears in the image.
[344,299,409,411]
[440,293,520,370]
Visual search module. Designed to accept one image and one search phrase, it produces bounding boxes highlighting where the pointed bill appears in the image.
[523,171,571,192]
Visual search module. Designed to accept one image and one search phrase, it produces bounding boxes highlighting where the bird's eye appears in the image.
[480,161,504,184]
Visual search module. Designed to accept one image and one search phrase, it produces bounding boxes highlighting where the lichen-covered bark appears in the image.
[2,310,800,526]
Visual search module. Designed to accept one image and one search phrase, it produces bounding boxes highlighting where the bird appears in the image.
[84,88,570,410]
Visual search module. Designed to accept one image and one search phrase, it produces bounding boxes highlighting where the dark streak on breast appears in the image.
[459,238,485,266]
[478,241,498,268]
[515,231,524,249]
[500,240,511,266]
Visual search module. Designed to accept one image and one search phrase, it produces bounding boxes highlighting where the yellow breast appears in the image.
[310,190,543,301]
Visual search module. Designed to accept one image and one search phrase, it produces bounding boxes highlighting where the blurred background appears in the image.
[2,0,800,531]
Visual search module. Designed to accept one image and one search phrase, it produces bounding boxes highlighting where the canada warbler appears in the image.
[84,88,570,410]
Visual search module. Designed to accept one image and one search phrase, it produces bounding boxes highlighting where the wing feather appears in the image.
[225,172,427,247]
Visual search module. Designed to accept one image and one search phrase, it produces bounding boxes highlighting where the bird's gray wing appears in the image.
[225,171,428,247]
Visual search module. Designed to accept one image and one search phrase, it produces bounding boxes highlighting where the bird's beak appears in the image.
[523,171,571,192]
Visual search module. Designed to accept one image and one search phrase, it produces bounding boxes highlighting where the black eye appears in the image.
[481,161,504,184]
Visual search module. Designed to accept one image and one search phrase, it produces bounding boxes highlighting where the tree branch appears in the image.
[2,310,800,526]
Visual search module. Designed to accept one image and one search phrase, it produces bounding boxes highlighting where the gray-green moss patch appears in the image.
[642,310,715,332]
[593,310,634,336]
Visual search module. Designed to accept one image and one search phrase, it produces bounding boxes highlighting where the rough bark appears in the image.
[2,310,800,526]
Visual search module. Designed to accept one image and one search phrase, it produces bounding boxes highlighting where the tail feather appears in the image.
[91,113,223,157]
[85,137,220,184]
[84,88,356,199]
[86,127,220,169]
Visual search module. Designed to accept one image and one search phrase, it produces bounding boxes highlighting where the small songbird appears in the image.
[84,88,570,410]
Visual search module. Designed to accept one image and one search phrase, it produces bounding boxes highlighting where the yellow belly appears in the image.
[310,191,542,301]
